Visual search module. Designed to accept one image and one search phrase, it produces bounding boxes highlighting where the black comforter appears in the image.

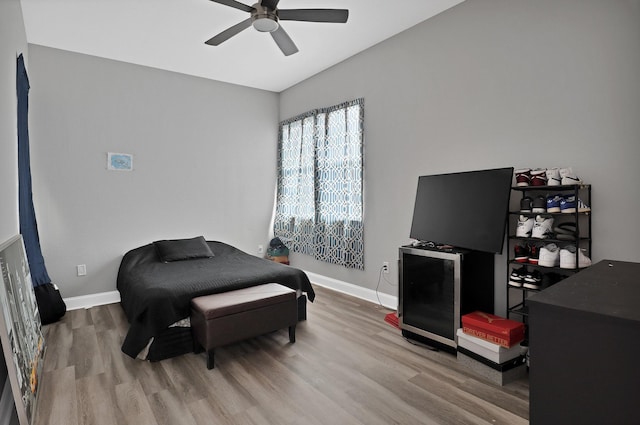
[117,241,315,358]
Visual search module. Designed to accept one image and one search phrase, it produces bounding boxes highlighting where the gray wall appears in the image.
[27,46,279,299]
[0,0,27,243]
[0,0,26,423]
[279,0,640,313]
[4,0,640,315]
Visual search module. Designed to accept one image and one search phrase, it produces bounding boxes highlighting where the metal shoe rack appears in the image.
[506,184,592,321]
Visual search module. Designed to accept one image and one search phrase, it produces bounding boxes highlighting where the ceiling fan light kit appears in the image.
[251,4,279,32]
[206,0,349,56]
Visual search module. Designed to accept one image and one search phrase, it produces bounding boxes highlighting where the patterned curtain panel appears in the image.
[274,98,364,270]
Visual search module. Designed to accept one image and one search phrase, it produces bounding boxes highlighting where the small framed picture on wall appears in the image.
[107,152,133,171]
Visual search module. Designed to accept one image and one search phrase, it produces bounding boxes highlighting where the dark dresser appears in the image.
[528,260,640,425]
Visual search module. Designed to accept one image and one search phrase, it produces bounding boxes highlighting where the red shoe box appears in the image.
[461,311,525,348]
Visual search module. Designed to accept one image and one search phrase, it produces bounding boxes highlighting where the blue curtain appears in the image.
[17,54,51,287]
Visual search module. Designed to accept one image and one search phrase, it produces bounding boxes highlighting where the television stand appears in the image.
[398,245,494,351]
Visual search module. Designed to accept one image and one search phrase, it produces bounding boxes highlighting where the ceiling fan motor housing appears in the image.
[251,3,279,32]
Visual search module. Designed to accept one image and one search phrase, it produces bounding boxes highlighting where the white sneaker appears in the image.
[546,168,561,186]
[560,167,582,185]
[577,199,591,213]
[516,215,534,237]
[560,245,592,269]
[532,215,554,239]
[539,243,560,267]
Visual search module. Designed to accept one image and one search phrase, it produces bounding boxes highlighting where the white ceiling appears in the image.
[20,0,464,92]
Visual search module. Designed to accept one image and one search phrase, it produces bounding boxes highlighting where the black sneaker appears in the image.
[520,196,533,213]
[514,244,530,263]
[532,195,546,213]
[522,270,543,290]
[509,266,527,287]
[528,243,541,265]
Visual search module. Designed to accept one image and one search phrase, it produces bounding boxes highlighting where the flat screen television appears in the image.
[409,167,514,254]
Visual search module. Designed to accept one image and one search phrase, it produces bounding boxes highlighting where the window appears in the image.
[274,98,364,269]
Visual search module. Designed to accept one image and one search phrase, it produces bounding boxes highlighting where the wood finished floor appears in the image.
[33,285,529,425]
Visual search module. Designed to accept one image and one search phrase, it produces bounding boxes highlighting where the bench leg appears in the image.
[207,350,215,370]
[289,325,296,343]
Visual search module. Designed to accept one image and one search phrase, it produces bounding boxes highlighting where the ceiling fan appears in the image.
[205,0,349,56]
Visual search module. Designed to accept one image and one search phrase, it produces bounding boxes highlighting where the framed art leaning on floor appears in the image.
[0,235,45,425]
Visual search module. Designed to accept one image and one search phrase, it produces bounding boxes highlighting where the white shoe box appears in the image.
[456,328,523,364]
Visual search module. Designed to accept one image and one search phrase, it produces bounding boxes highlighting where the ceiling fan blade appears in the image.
[209,0,254,13]
[270,26,298,56]
[278,9,349,23]
[260,0,280,10]
[205,18,252,46]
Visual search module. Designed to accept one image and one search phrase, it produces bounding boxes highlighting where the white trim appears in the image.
[304,271,398,310]
[60,273,398,312]
[63,291,121,311]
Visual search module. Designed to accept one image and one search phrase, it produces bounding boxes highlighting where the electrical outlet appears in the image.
[76,264,87,276]
[382,262,389,273]
[257,245,264,255]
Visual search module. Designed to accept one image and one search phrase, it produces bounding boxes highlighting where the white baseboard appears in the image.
[62,274,398,312]
[63,291,121,311]
[304,271,398,310]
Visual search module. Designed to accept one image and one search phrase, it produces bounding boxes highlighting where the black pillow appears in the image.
[153,236,214,262]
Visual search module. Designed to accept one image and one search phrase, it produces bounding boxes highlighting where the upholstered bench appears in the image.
[190,283,298,369]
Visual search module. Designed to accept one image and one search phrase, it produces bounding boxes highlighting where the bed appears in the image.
[116,237,315,360]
